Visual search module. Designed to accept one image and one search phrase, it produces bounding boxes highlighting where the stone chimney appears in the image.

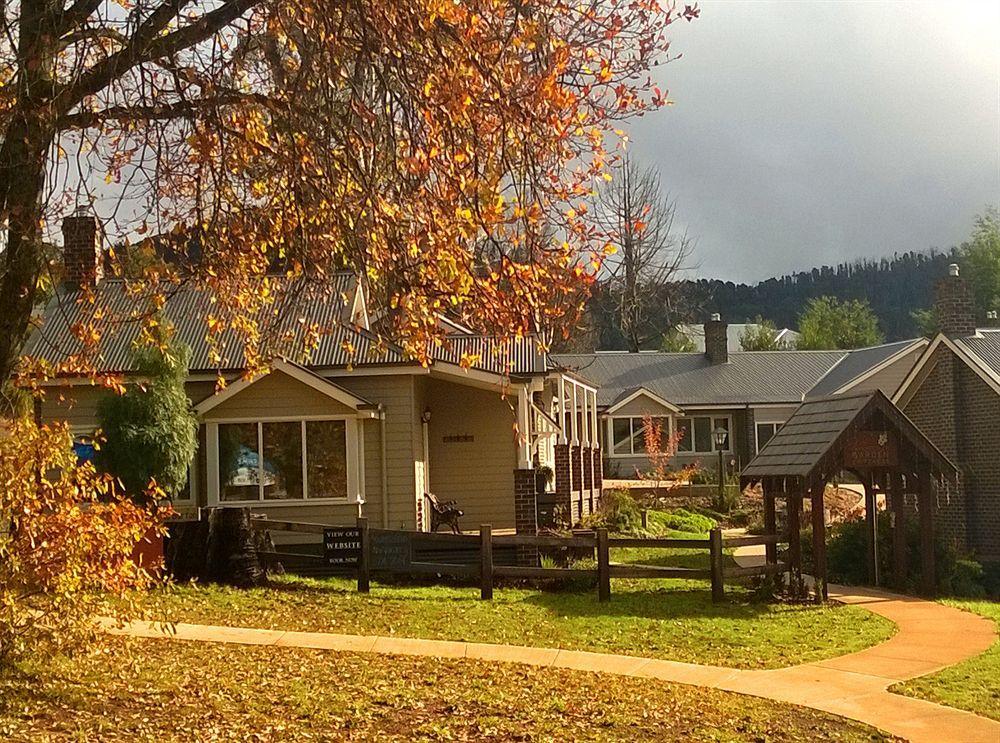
[62,208,103,288]
[705,313,729,364]
[934,263,976,337]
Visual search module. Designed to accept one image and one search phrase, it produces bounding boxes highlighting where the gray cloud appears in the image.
[627,0,1000,282]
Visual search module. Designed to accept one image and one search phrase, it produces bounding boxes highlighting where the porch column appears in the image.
[557,376,567,445]
[918,475,936,596]
[810,484,827,602]
[787,489,803,597]
[513,468,538,566]
[864,474,879,586]
[890,473,907,590]
[516,386,532,470]
[763,479,777,566]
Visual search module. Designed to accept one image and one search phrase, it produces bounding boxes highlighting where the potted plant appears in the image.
[535,464,554,494]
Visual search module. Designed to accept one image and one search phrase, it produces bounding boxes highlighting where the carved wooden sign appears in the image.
[843,430,898,469]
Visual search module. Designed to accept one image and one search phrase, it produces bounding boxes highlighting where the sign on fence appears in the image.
[324,527,361,568]
[371,530,412,571]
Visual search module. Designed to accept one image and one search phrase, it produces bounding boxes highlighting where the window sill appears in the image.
[215,498,362,507]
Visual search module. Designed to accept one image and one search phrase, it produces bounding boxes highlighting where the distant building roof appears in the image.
[954,329,1000,379]
[676,323,800,352]
[805,339,927,398]
[551,350,845,407]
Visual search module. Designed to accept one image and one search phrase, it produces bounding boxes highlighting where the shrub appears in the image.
[582,488,643,534]
[806,512,987,597]
[0,417,164,666]
[97,330,198,500]
[648,508,716,535]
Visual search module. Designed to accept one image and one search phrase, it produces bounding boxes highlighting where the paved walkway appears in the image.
[101,564,1000,743]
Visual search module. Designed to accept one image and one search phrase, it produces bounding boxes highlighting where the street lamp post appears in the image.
[713,426,729,511]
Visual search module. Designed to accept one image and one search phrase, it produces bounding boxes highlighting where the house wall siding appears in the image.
[609,396,676,418]
[425,377,517,529]
[205,371,359,419]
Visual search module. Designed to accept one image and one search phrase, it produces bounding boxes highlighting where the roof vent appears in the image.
[949,263,960,277]
[710,312,721,322]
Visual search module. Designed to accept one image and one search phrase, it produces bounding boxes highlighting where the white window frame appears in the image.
[754,420,784,453]
[606,415,673,458]
[205,415,362,506]
[675,414,734,454]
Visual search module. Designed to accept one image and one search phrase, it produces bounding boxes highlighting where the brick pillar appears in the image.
[582,446,594,517]
[570,444,583,525]
[593,446,603,503]
[554,443,572,527]
[513,468,539,566]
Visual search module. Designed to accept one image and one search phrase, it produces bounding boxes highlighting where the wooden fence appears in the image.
[251,517,785,603]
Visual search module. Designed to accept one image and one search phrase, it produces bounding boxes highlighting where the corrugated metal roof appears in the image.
[806,339,925,398]
[955,330,1000,379]
[742,391,956,480]
[23,277,548,377]
[23,278,410,373]
[428,335,548,375]
[551,350,845,407]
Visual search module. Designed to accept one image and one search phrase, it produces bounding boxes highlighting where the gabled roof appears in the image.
[606,387,682,414]
[741,391,956,483]
[894,329,1000,406]
[805,338,927,398]
[23,277,408,374]
[551,350,845,407]
[22,278,549,378]
[194,359,378,416]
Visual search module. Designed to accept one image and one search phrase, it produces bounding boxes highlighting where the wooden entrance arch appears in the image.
[741,392,957,600]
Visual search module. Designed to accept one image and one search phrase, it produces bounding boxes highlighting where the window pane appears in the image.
[219,423,260,501]
[676,417,692,452]
[712,417,730,451]
[612,418,632,454]
[306,420,348,499]
[262,422,304,500]
[756,423,777,450]
[694,417,713,453]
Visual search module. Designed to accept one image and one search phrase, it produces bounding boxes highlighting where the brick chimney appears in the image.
[62,208,103,288]
[705,313,729,364]
[934,263,976,337]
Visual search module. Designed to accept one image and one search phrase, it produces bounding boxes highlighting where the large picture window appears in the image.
[218,419,351,502]
[610,416,669,456]
[676,416,731,454]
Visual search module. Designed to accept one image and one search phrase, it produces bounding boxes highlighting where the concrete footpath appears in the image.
[101,562,1000,743]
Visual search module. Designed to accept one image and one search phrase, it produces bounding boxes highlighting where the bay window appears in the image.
[217,418,353,502]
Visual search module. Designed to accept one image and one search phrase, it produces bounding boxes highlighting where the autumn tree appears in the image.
[797,297,883,350]
[3,0,699,388]
[594,153,694,352]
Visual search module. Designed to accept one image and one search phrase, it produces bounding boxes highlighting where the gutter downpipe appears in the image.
[379,405,389,529]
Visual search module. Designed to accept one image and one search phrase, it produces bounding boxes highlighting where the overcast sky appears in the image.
[627,0,1000,282]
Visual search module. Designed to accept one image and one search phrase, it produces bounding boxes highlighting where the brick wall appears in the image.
[902,346,968,551]
[554,443,571,526]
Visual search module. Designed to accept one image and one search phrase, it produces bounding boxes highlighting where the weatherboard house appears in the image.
[552,322,927,481]
[27,214,605,538]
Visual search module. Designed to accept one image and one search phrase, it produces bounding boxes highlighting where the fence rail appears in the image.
[249,516,786,603]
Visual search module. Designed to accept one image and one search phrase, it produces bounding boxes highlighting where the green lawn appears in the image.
[0,636,897,741]
[134,530,894,670]
[892,599,1000,721]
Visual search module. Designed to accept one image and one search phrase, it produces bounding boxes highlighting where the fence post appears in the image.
[709,527,724,603]
[357,516,370,594]
[641,509,648,530]
[597,528,610,602]
[480,524,493,600]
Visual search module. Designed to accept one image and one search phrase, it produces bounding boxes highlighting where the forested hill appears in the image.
[689,249,959,341]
